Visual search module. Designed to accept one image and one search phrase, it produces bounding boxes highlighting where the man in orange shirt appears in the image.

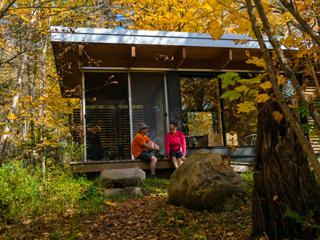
[132,123,165,179]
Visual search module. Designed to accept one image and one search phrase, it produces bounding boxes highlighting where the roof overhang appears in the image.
[50,26,290,98]
[51,26,274,49]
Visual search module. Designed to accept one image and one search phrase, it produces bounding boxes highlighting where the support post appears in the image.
[128,72,134,159]
[219,49,233,69]
[164,72,170,133]
[82,72,87,161]
[175,47,186,68]
[128,46,136,67]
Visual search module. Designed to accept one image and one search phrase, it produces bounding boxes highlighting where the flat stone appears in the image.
[104,187,149,198]
[100,168,146,188]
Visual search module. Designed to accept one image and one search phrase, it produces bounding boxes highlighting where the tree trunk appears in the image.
[252,101,320,239]
[27,56,36,165]
[0,2,38,165]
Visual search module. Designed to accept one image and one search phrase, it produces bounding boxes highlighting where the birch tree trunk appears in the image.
[0,2,39,165]
[39,35,47,175]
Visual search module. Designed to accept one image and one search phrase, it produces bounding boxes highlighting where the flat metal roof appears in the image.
[50,26,274,49]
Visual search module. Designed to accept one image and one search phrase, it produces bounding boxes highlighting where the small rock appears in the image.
[104,187,149,198]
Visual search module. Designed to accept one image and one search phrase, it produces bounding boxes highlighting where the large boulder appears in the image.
[168,149,248,211]
[100,168,146,188]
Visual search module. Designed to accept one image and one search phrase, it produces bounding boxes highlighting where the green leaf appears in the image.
[302,123,313,134]
[283,210,304,222]
[220,90,241,100]
[238,77,261,84]
[296,105,309,118]
[311,224,320,229]
[218,72,240,88]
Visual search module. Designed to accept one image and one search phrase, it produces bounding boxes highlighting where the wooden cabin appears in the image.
[50,27,296,173]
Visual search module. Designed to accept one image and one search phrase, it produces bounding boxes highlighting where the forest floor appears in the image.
[0,177,253,240]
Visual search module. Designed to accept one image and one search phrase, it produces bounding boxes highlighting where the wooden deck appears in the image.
[70,158,253,173]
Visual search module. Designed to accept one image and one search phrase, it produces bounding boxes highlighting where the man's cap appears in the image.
[138,123,149,132]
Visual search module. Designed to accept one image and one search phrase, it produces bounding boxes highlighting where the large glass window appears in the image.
[131,73,167,152]
[80,73,131,160]
[180,77,223,147]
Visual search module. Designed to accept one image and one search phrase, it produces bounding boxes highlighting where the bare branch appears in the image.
[0,0,16,20]
[253,0,320,134]
[279,0,320,47]
[0,50,27,67]
[246,0,320,180]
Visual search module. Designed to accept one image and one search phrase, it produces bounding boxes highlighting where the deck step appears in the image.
[70,158,253,173]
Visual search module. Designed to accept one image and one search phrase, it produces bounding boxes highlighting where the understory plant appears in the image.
[0,161,105,224]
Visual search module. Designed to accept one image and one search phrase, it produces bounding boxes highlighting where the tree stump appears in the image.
[252,101,320,239]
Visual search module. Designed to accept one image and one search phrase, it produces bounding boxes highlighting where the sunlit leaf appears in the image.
[256,94,270,103]
[278,75,287,85]
[8,113,17,119]
[235,85,249,92]
[259,81,272,90]
[238,78,261,84]
[208,20,223,40]
[288,104,299,108]
[237,101,256,113]
[273,111,284,123]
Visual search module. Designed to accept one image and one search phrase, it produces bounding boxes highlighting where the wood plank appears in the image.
[219,49,233,69]
[128,46,136,67]
[175,47,186,68]
[79,44,88,67]
[71,159,254,173]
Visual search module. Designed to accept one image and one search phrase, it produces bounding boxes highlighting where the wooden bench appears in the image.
[70,158,253,173]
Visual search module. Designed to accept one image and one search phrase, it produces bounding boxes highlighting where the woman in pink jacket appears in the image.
[165,122,186,168]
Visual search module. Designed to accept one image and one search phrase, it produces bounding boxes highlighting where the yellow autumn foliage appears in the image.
[256,94,271,103]
[259,81,272,90]
[273,111,284,124]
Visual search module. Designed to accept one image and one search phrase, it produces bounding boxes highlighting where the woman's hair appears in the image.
[170,122,178,127]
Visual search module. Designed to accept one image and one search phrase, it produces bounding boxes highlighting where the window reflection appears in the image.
[223,84,258,146]
[131,73,166,152]
[180,77,222,147]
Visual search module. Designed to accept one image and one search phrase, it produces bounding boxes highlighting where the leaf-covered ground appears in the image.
[1,185,252,239]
